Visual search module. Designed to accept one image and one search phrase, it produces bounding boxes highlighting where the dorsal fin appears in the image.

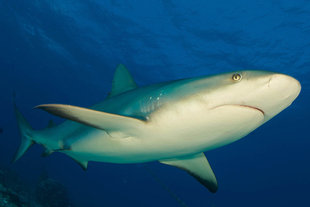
[108,64,137,97]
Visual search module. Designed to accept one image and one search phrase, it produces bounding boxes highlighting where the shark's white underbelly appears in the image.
[67,104,264,163]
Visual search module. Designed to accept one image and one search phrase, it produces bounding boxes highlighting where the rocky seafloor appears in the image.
[0,168,74,207]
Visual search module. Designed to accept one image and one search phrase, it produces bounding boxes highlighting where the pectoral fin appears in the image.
[72,157,88,171]
[35,104,145,135]
[160,153,218,193]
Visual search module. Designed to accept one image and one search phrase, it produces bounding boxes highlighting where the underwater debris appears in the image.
[0,128,3,134]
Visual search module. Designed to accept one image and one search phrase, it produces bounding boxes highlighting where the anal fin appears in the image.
[160,153,218,193]
[41,149,54,157]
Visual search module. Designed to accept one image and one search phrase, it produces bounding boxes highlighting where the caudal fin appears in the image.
[12,104,35,163]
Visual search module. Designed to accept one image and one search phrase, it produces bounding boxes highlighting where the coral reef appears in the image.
[0,168,74,207]
[36,178,71,207]
[0,183,28,207]
[0,169,29,207]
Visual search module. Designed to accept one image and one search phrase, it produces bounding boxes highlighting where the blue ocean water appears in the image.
[0,0,309,206]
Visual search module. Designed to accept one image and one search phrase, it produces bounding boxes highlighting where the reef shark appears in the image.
[13,65,301,193]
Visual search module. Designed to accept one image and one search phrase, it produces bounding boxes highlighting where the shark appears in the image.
[13,65,301,193]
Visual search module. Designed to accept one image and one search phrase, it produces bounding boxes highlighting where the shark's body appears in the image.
[14,65,301,192]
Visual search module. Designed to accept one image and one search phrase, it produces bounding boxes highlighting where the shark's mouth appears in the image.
[213,104,265,116]
[237,105,265,115]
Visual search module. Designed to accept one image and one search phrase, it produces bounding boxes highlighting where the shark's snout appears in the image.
[258,73,301,120]
[268,74,301,102]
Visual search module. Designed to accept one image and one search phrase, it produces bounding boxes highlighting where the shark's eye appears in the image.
[232,73,242,81]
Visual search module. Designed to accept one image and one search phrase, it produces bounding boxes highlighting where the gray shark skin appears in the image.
[13,65,301,193]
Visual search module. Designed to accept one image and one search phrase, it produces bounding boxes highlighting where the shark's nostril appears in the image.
[267,76,273,88]
[268,74,301,99]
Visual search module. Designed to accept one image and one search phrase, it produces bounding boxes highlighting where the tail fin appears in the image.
[12,104,35,163]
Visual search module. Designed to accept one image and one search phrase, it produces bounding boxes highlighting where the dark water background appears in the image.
[0,0,309,206]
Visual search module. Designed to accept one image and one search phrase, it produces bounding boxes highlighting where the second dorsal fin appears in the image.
[108,64,137,97]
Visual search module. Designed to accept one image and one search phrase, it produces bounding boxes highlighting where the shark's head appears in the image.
[155,70,301,151]
[144,70,301,154]
[195,70,301,122]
